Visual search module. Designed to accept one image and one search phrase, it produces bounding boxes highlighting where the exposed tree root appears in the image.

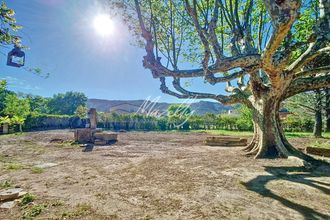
[243,140,257,152]
[242,129,324,168]
[244,147,259,156]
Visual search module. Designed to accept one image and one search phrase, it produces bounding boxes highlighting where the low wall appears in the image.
[306,147,330,157]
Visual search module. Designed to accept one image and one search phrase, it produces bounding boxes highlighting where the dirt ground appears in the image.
[0,130,329,220]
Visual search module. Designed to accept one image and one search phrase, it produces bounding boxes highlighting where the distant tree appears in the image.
[286,90,327,137]
[26,95,49,114]
[47,91,88,115]
[75,105,88,118]
[157,117,168,130]
[188,115,203,130]
[204,113,217,130]
[0,81,15,112]
[167,104,192,130]
[0,116,10,125]
[237,104,253,131]
[0,80,6,91]
[2,93,30,131]
[219,114,238,130]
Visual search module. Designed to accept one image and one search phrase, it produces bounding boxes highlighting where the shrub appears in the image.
[24,113,84,131]
[20,193,36,206]
[283,115,314,132]
[23,204,44,219]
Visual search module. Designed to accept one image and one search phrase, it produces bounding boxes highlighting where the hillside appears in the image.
[88,99,232,115]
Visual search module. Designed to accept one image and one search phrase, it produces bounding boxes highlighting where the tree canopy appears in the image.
[47,91,88,115]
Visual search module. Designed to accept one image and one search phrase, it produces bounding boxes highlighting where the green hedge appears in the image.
[24,113,85,131]
[282,115,314,132]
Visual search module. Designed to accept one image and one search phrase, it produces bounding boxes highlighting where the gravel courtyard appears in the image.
[0,130,329,219]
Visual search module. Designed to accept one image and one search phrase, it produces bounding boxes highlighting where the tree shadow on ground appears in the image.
[242,165,330,219]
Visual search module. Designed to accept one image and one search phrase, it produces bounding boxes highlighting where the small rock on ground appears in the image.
[34,163,58,169]
[0,188,23,201]
[0,201,16,209]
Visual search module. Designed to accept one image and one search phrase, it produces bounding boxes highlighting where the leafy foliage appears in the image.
[47,91,88,115]
[236,104,253,130]
[167,104,192,130]
[0,1,22,46]
[75,105,88,118]
[0,92,30,129]
[2,93,30,118]
[26,95,49,114]
[282,115,314,132]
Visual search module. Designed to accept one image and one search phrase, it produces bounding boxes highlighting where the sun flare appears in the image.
[93,14,114,37]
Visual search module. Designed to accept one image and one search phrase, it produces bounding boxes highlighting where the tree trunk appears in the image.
[313,89,323,137]
[243,96,312,160]
[313,110,322,137]
[325,89,330,132]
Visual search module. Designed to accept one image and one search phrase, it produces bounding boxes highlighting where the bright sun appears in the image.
[93,14,114,37]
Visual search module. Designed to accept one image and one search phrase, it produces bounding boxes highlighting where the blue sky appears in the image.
[0,0,225,103]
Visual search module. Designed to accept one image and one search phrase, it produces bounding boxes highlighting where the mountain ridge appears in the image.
[88,99,232,115]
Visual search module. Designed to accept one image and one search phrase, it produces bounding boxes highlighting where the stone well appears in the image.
[74,108,118,145]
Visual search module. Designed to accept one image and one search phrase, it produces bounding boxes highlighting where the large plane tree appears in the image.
[111,0,330,159]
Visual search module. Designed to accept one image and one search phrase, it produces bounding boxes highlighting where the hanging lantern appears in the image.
[7,45,25,68]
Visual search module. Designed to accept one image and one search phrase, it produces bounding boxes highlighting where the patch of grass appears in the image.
[308,139,330,149]
[49,200,64,207]
[23,204,45,219]
[61,203,95,218]
[285,132,330,139]
[285,132,313,138]
[6,163,24,171]
[20,193,36,206]
[31,166,44,174]
[52,140,80,149]
[0,179,12,189]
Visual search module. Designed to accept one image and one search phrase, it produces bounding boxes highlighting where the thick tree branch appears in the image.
[285,74,330,99]
[205,69,246,85]
[208,0,224,61]
[135,0,260,80]
[159,77,246,105]
[144,53,260,79]
[286,45,330,73]
[295,66,330,78]
[185,0,211,73]
[262,0,301,75]
[286,0,330,74]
